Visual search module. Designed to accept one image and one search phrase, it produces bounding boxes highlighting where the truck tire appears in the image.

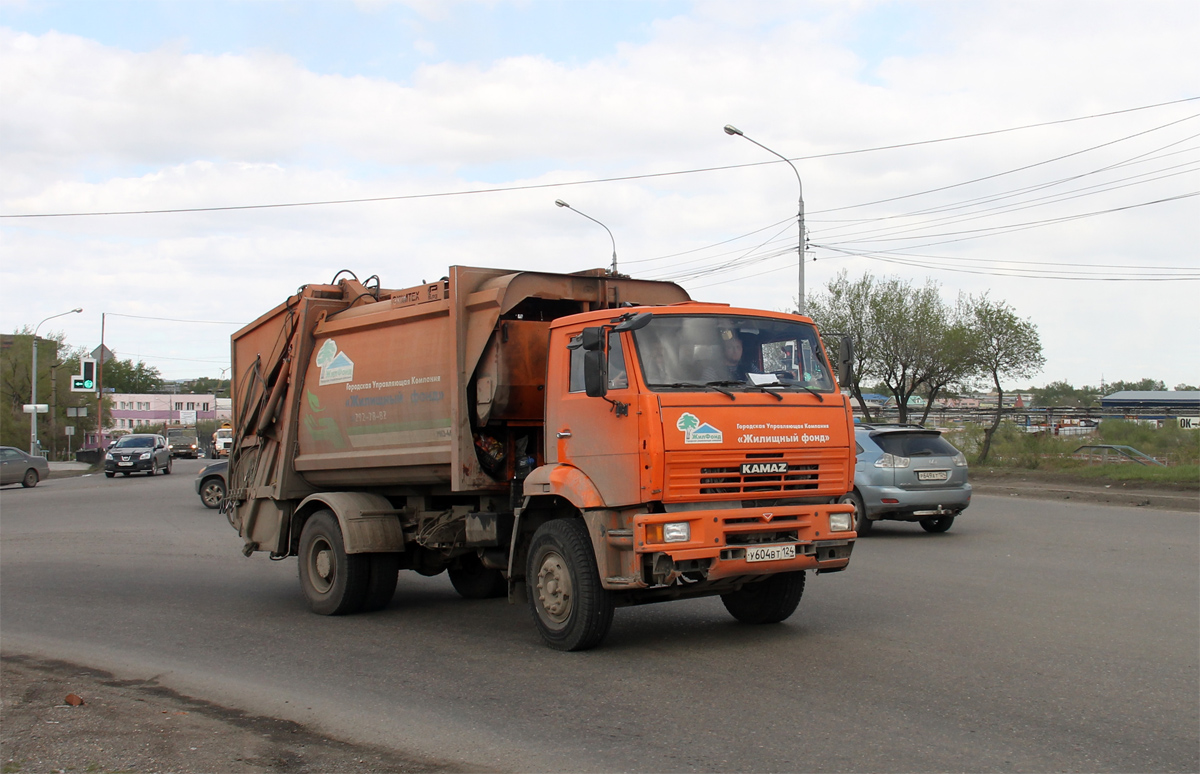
[526,518,614,651]
[298,510,368,615]
[449,553,507,600]
[919,515,955,533]
[721,571,806,625]
[361,553,400,612]
[838,491,870,535]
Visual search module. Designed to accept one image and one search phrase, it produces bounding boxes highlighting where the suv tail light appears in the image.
[874,453,910,469]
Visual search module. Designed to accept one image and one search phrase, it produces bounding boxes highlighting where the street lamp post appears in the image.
[724,124,807,315]
[555,199,618,275]
[30,307,83,456]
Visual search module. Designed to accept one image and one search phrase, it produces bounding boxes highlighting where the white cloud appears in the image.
[1,2,1197,385]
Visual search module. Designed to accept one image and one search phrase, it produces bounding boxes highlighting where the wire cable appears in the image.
[3,97,1196,219]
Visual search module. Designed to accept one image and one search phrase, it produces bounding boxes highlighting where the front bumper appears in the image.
[106,457,155,473]
[627,503,856,585]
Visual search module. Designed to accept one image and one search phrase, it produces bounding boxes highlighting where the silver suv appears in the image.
[841,424,971,534]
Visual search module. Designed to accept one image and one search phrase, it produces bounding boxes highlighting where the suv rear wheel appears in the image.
[919,515,955,533]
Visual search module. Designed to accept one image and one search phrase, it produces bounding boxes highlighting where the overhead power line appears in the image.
[2,97,1196,219]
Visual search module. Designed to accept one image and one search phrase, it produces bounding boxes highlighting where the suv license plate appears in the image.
[118,461,132,466]
[918,470,949,481]
[745,545,796,563]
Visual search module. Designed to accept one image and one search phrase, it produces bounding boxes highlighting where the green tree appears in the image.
[808,271,883,420]
[1174,383,1199,391]
[1030,380,1098,408]
[969,294,1045,464]
[1105,378,1167,393]
[1,329,99,456]
[183,377,230,397]
[102,358,164,394]
[809,271,974,424]
[917,296,978,425]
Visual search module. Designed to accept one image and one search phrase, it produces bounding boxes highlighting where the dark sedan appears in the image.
[105,434,172,478]
[0,446,51,488]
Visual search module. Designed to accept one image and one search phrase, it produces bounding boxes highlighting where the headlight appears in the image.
[830,512,853,532]
[663,522,690,543]
[105,452,113,460]
[646,522,691,543]
[139,451,152,460]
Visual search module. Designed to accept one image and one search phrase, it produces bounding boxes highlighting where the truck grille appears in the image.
[663,449,848,501]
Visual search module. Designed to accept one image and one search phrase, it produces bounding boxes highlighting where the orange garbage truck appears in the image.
[227,266,857,650]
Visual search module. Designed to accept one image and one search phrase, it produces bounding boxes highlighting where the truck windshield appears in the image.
[632,315,835,393]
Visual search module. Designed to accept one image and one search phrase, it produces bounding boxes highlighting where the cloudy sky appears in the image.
[1,0,1197,391]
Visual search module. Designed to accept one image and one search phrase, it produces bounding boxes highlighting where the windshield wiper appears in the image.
[770,376,825,402]
[741,383,784,401]
[701,381,740,400]
[648,381,735,399]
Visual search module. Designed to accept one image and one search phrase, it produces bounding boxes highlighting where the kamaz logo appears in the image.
[741,462,789,475]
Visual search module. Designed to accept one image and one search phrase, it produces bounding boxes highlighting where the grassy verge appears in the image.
[943,420,1199,490]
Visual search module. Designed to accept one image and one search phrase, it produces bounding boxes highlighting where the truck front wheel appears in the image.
[526,519,614,651]
[721,571,806,624]
[299,510,368,615]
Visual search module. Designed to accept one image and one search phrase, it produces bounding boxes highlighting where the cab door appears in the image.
[545,329,641,507]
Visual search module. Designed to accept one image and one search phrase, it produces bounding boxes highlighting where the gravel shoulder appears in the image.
[1,654,473,774]
[969,469,1198,511]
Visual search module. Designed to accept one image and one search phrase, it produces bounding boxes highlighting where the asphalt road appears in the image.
[2,461,1197,773]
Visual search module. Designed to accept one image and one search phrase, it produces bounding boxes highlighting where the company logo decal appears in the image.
[316,339,355,386]
[741,462,789,475]
[677,412,723,444]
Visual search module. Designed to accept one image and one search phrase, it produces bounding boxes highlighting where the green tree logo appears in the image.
[677,412,700,437]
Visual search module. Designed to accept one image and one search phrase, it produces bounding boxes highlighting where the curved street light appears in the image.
[724,124,807,315]
[556,199,618,275]
[31,307,83,455]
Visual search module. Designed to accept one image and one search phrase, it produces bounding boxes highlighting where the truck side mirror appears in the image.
[838,337,854,386]
[583,349,608,397]
[580,327,604,351]
[612,312,652,333]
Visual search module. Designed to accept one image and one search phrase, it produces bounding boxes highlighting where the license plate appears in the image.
[744,544,796,563]
[918,470,949,481]
[118,461,132,466]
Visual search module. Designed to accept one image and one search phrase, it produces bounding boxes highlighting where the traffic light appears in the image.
[71,359,96,392]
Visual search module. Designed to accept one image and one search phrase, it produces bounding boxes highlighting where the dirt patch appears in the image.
[970,469,1198,511]
[1,654,475,774]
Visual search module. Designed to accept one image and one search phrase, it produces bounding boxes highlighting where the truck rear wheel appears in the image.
[361,553,400,612]
[299,510,368,615]
[526,518,613,651]
[449,553,507,599]
[721,571,805,624]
